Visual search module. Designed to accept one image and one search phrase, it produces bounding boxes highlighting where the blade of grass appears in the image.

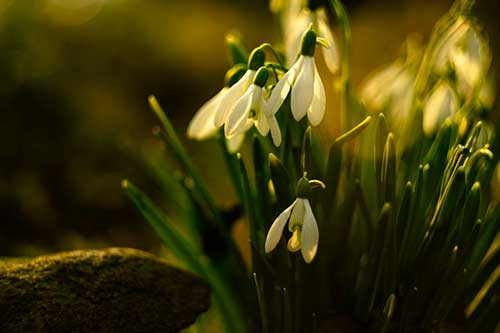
[123,180,247,333]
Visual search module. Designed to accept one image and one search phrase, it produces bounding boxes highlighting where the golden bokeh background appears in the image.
[0,0,498,256]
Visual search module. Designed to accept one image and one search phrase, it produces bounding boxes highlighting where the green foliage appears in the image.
[124,0,499,332]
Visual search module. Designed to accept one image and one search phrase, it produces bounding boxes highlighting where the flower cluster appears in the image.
[187,24,334,152]
[361,16,495,139]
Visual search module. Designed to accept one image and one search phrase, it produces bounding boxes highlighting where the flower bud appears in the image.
[253,67,269,87]
[296,175,312,198]
[224,64,247,87]
[248,47,266,70]
[300,28,317,56]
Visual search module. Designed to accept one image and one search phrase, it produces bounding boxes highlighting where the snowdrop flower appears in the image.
[187,65,247,140]
[423,80,459,136]
[213,47,266,127]
[433,17,490,94]
[265,174,325,263]
[361,60,416,125]
[267,28,326,126]
[225,67,282,147]
[284,2,339,74]
[450,28,490,96]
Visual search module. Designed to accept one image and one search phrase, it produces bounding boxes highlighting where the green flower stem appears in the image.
[148,96,226,233]
[218,132,246,207]
[260,43,286,68]
[253,273,269,333]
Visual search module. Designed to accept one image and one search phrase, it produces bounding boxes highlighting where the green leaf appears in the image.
[148,96,225,234]
[334,115,372,145]
[253,137,272,226]
[237,154,260,254]
[122,180,247,333]
[218,132,245,206]
[301,127,312,175]
[397,182,412,250]
[269,153,293,209]
[381,133,396,204]
[466,203,500,276]
[375,114,388,208]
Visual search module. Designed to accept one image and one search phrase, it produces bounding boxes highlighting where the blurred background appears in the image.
[0,0,498,257]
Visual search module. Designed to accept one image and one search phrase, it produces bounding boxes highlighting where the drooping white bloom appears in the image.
[213,47,266,127]
[187,87,228,140]
[433,17,470,74]
[225,67,282,147]
[265,175,324,263]
[187,65,248,141]
[433,17,490,95]
[214,70,256,127]
[265,198,319,263]
[285,7,339,74]
[422,81,459,136]
[267,29,326,126]
[361,60,416,124]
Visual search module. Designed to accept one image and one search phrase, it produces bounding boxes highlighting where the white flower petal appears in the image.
[291,56,314,121]
[289,198,305,231]
[187,87,227,140]
[450,27,490,94]
[307,60,326,126]
[423,81,459,136]
[265,61,300,116]
[255,107,270,136]
[227,132,246,153]
[287,229,301,252]
[225,85,256,138]
[300,199,319,263]
[214,70,255,127]
[267,115,282,147]
[361,61,405,111]
[265,200,297,253]
[433,17,468,75]
[317,9,339,74]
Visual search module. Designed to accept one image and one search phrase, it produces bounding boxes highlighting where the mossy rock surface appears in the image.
[0,248,210,332]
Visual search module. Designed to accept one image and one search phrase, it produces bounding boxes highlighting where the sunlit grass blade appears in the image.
[122,180,247,333]
[375,114,388,208]
[148,95,225,232]
[334,115,372,145]
[381,133,396,204]
[269,153,293,209]
[466,203,500,276]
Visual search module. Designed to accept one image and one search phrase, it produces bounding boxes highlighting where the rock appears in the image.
[0,248,210,332]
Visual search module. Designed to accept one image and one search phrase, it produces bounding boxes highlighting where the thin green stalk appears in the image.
[148,96,226,232]
[218,131,246,206]
[253,273,269,333]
